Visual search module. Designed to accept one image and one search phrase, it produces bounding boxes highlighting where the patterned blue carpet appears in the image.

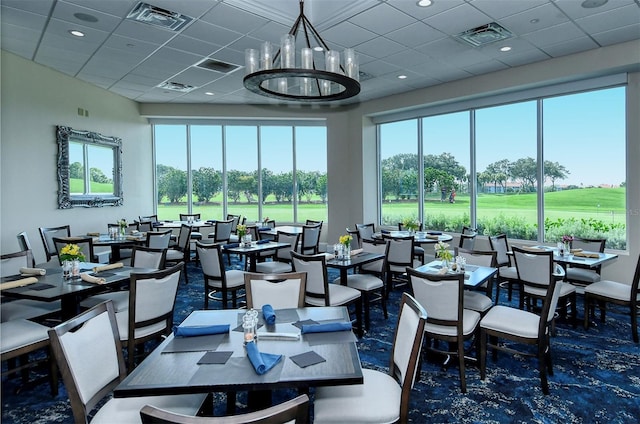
[2,259,639,423]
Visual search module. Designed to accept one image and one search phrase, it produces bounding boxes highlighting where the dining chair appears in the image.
[140,394,309,424]
[258,219,277,242]
[355,223,376,243]
[106,222,139,260]
[584,254,640,343]
[146,229,173,249]
[313,293,427,424]
[165,224,192,284]
[227,214,244,243]
[515,246,577,331]
[196,242,245,309]
[115,263,184,370]
[79,246,168,313]
[358,239,386,277]
[458,233,477,251]
[298,222,322,255]
[136,220,153,232]
[180,213,203,244]
[1,250,61,322]
[564,237,607,288]
[140,214,159,223]
[48,301,207,423]
[397,222,425,263]
[407,267,480,393]
[454,247,497,314]
[488,233,519,303]
[244,272,307,309]
[254,231,300,274]
[209,219,234,244]
[383,235,420,296]
[52,236,96,265]
[479,250,563,395]
[39,225,71,262]
[16,231,37,267]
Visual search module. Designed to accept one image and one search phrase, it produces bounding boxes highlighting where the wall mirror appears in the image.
[56,126,123,208]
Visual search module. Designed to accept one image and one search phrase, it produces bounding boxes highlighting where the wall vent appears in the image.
[157,81,196,92]
[456,22,512,47]
[127,2,192,31]
[196,58,241,74]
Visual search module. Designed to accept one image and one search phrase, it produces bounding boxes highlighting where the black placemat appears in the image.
[162,333,227,353]
[291,319,318,330]
[290,351,326,368]
[197,351,233,365]
[8,283,55,292]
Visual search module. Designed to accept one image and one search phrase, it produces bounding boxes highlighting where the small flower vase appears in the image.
[62,260,72,280]
[71,259,80,278]
[441,258,450,269]
[119,226,126,237]
[343,244,351,260]
[564,242,571,255]
[242,234,252,247]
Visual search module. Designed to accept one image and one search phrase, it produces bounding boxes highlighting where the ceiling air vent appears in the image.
[359,71,374,82]
[157,81,196,93]
[127,2,193,31]
[196,58,241,74]
[456,22,512,47]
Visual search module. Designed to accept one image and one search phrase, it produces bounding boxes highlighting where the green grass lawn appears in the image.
[70,178,113,194]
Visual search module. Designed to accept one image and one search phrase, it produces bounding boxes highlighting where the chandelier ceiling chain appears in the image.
[243,0,360,102]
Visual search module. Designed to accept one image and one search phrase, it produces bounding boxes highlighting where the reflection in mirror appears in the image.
[57,126,123,208]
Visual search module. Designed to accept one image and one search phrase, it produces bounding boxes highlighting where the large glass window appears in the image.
[378,86,627,249]
[153,122,327,224]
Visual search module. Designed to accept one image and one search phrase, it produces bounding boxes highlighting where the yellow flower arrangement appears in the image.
[338,234,352,247]
[434,241,452,262]
[402,217,420,232]
[237,224,247,237]
[59,243,86,262]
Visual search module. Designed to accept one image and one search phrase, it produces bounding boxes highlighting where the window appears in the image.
[378,86,627,249]
[153,122,327,224]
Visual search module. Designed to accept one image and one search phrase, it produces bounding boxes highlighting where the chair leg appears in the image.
[631,303,638,343]
[538,341,549,395]
[457,339,467,393]
[571,292,577,328]
[381,287,388,319]
[583,294,591,330]
[479,329,487,380]
[362,293,370,332]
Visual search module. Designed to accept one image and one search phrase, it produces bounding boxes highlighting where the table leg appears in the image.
[110,246,121,263]
[339,269,348,286]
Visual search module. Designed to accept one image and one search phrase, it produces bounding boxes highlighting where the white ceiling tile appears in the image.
[113,19,176,44]
[423,2,493,36]
[0,24,41,58]
[349,3,417,36]
[592,23,640,46]
[2,0,54,16]
[1,5,48,30]
[554,0,637,20]
[497,48,549,67]
[498,3,570,36]
[321,21,378,49]
[541,36,599,57]
[355,37,405,60]
[576,4,640,34]
[102,34,160,55]
[166,34,222,57]
[464,59,510,75]
[522,22,587,47]
[200,2,269,31]
[385,22,446,48]
[470,0,548,20]
[52,1,122,33]
[60,0,137,18]
[181,20,242,47]
[386,0,466,20]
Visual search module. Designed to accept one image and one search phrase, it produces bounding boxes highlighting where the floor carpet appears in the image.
[2,259,639,423]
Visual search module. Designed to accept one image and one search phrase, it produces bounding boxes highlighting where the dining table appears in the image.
[258,225,303,237]
[223,241,292,272]
[372,230,453,245]
[510,245,618,273]
[90,233,146,263]
[0,262,150,320]
[414,260,498,289]
[113,306,363,412]
[152,220,214,229]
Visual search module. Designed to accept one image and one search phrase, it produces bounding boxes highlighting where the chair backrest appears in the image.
[140,394,310,424]
[39,225,71,262]
[127,263,183,347]
[355,223,375,242]
[263,219,276,229]
[572,237,606,253]
[388,293,427,423]
[146,230,172,249]
[407,267,464,331]
[348,229,361,250]
[384,236,414,271]
[631,255,640,306]
[290,251,329,306]
[227,215,241,233]
[131,246,167,269]
[16,232,36,267]
[244,272,307,309]
[214,220,234,243]
[305,219,323,226]
[108,222,139,234]
[461,226,476,235]
[274,231,300,262]
[1,250,33,277]
[139,215,159,223]
[52,236,95,265]
[196,242,225,279]
[454,247,497,268]
[48,301,125,424]
[248,225,259,241]
[175,224,193,254]
[300,223,322,255]
[179,213,201,221]
[398,222,423,231]
[137,221,153,232]
[488,234,510,267]
[458,233,476,250]
[512,247,562,324]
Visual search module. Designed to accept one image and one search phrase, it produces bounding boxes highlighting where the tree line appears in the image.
[156,164,327,204]
[69,162,113,184]
[381,153,570,200]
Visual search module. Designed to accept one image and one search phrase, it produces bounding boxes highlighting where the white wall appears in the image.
[1,51,153,263]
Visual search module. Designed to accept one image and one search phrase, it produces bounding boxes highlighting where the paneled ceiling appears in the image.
[2,0,639,106]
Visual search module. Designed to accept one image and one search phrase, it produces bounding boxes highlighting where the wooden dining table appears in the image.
[113,307,363,412]
[90,233,146,262]
[223,241,292,272]
[372,230,454,244]
[413,260,498,288]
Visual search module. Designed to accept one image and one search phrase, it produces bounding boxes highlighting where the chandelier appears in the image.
[243,0,360,102]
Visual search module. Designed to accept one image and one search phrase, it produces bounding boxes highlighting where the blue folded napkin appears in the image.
[256,239,270,244]
[427,231,442,235]
[245,341,282,375]
[206,220,217,224]
[152,222,162,227]
[381,229,390,234]
[301,322,352,334]
[173,324,230,337]
[262,304,276,325]
[223,243,240,249]
[258,226,271,231]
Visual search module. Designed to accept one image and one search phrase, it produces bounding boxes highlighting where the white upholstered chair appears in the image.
[196,242,245,309]
[454,247,497,314]
[244,272,307,310]
[488,233,519,303]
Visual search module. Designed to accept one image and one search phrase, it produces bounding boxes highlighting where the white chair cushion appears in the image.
[165,249,183,261]
[207,270,245,289]
[463,291,493,313]
[91,393,207,424]
[254,261,292,274]
[229,235,240,243]
[115,312,168,342]
[360,259,383,273]
[566,268,601,284]
[584,280,633,302]
[0,319,49,354]
[480,305,540,339]
[425,309,480,337]
[313,368,401,424]
[524,281,575,298]
[80,291,129,312]
[498,266,518,280]
[327,284,361,305]
[341,274,383,291]
[1,299,61,323]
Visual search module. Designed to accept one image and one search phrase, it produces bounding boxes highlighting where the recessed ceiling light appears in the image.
[581,0,608,8]
[69,30,85,37]
[500,46,512,52]
[398,75,407,79]
[205,92,214,96]
[313,46,324,52]
[417,0,433,7]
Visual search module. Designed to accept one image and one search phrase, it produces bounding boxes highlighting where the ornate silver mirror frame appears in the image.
[56,126,123,208]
